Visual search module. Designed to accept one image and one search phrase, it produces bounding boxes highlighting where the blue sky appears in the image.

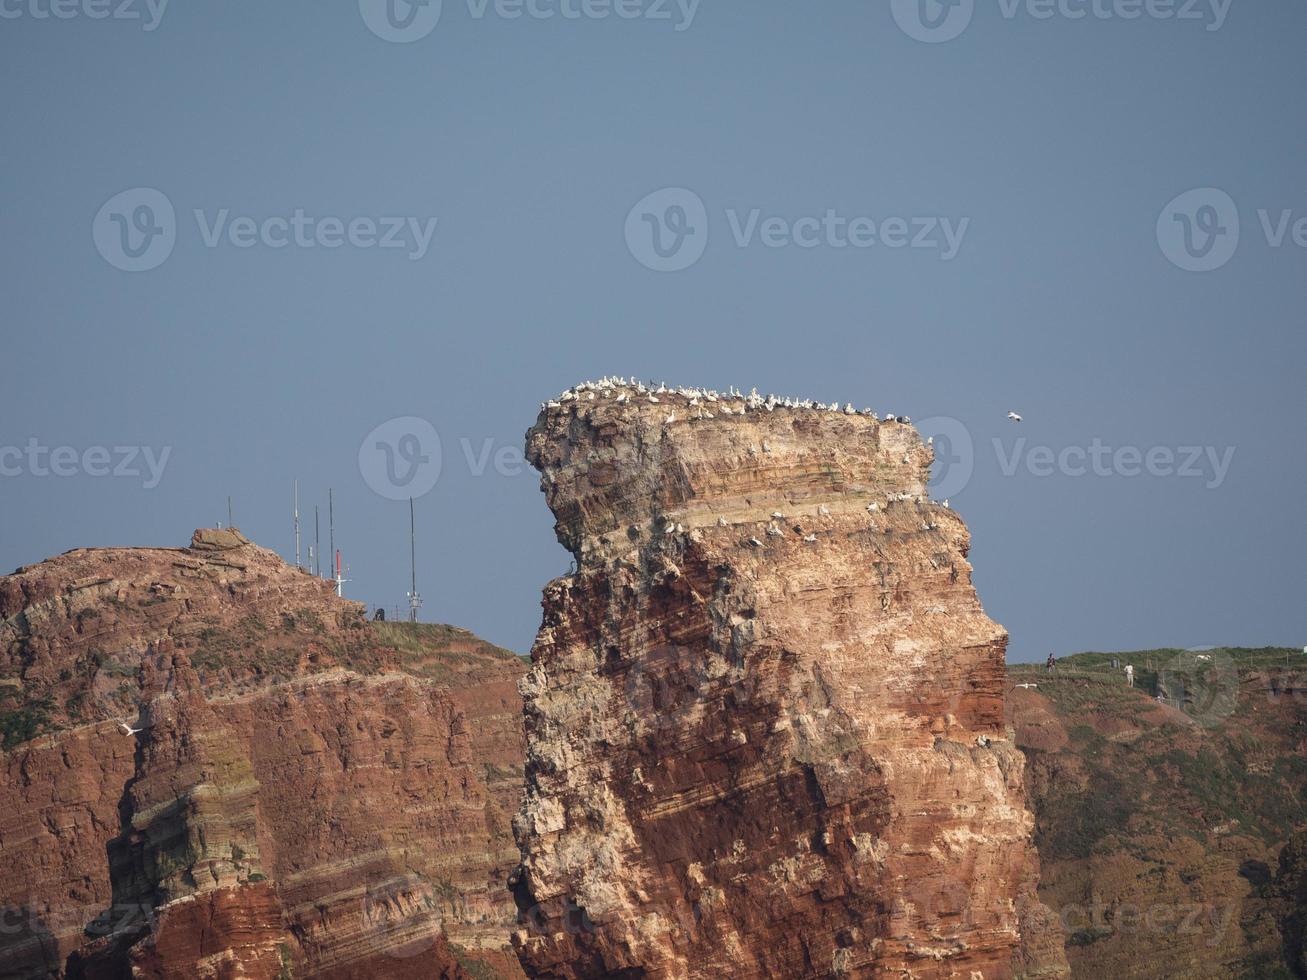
[2,0,1303,660]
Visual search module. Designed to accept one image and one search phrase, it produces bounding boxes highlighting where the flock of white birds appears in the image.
[543,377,1023,426]
[542,377,913,422]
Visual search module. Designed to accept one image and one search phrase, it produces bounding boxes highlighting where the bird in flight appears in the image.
[118,722,143,736]
[1007,411,1023,422]
[1011,682,1039,690]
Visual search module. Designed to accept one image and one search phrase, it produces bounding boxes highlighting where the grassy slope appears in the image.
[1011,648,1307,979]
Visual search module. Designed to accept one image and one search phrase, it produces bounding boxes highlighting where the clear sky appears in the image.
[2,0,1303,661]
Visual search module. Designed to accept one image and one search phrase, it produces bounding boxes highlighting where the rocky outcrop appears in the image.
[0,531,526,979]
[512,381,1067,978]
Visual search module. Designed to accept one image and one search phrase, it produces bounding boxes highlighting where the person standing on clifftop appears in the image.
[1125,664,1135,687]
[1046,653,1056,675]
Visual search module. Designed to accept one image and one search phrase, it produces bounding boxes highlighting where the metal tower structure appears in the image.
[407,497,422,622]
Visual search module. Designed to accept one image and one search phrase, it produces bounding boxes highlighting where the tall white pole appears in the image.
[294,480,301,568]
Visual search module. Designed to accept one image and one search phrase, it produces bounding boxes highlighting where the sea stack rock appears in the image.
[512,380,1067,978]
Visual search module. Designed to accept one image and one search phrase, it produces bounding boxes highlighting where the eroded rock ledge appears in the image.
[512,380,1068,979]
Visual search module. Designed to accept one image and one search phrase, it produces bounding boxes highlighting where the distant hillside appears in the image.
[1010,648,1307,979]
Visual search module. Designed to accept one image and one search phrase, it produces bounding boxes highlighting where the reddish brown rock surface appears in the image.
[511,382,1068,979]
[0,529,526,979]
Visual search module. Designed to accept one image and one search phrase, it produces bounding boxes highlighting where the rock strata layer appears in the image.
[512,381,1068,979]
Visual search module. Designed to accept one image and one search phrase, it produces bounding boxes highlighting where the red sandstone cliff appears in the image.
[0,529,526,979]
[511,381,1069,979]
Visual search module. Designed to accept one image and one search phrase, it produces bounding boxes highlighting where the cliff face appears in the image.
[1008,649,1307,979]
[0,530,526,980]
[512,381,1068,979]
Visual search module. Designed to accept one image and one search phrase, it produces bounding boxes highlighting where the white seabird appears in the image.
[118,722,143,736]
[1007,411,1023,422]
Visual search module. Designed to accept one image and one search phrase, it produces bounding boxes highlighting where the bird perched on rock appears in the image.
[803,534,817,543]
[748,537,763,547]
[717,517,728,527]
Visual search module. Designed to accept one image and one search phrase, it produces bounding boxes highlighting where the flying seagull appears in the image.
[1011,682,1039,690]
[118,722,143,736]
[1007,411,1023,422]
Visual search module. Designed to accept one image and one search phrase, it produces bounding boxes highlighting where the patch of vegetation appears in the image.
[1036,765,1136,861]
[1,695,54,750]
[1066,926,1113,947]
[65,690,88,720]
[447,943,504,980]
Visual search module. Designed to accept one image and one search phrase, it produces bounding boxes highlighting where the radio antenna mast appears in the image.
[293,480,301,568]
[314,505,321,577]
[334,549,349,598]
[407,497,421,622]
[328,489,335,581]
